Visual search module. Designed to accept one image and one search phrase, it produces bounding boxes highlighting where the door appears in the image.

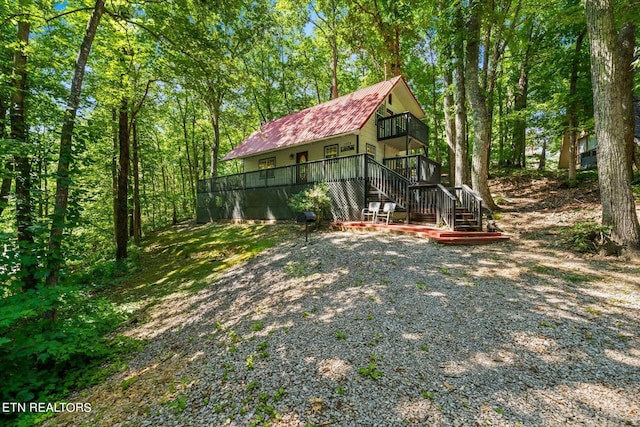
[296,151,308,183]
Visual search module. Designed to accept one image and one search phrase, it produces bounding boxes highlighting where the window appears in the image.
[258,157,276,178]
[324,144,338,159]
[366,143,376,158]
[388,94,392,105]
[376,104,386,121]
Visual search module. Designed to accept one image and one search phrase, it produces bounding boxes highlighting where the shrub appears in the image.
[288,182,332,223]
[563,220,612,253]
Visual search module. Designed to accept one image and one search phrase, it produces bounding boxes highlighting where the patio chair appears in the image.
[377,202,396,224]
[361,201,381,222]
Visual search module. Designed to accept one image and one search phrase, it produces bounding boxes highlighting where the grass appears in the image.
[109,223,296,311]
[16,223,295,426]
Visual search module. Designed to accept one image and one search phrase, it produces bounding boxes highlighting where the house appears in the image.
[197,76,483,231]
[559,96,640,171]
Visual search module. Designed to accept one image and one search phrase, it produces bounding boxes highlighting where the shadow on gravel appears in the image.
[51,226,640,426]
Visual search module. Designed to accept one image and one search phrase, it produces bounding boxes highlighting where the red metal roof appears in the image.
[223,76,410,161]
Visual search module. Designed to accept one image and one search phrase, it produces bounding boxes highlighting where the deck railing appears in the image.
[383,155,441,184]
[197,153,473,230]
[377,112,429,145]
[197,154,366,193]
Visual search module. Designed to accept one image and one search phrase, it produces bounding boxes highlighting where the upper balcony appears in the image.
[377,112,429,150]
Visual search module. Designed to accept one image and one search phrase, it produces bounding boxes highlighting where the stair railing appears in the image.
[365,157,410,208]
[453,185,483,231]
[408,184,456,230]
[435,185,457,229]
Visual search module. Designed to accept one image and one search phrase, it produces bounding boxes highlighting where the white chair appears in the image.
[361,202,381,222]
[377,202,396,224]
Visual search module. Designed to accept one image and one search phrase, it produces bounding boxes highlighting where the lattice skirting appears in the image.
[196,180,366,223]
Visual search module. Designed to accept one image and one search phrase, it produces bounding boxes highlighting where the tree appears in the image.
[46,0,106,288]
[11,1,36,291]
[465,0,498,211]
[584,0,640,248]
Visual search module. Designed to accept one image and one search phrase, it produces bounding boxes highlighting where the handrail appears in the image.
[435,185,457,229]
[407,183,456,229]
[197,153,367,193]
[453,185,483,231]
[366,156,410,209]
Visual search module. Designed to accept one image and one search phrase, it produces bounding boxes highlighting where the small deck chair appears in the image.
[361,201,381,222]
[377,202,396,224]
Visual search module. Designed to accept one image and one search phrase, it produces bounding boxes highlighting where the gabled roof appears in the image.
[223,76,424,161]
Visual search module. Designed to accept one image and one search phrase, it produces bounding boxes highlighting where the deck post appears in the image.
[363,153,368,210]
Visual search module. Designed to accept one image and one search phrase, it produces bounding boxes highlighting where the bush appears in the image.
[288,182,332,223]
[563,220,612,253]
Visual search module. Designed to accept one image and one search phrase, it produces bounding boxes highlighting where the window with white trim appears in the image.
[258,157,276,178]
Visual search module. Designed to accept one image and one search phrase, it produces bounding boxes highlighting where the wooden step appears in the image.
[331,221,510,246]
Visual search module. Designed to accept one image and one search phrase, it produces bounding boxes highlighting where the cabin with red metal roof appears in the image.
[197,77,485,231]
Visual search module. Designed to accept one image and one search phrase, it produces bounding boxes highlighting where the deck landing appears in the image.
[330,221,510,245]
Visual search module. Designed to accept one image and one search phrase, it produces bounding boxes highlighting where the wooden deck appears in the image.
[330,221,510,245]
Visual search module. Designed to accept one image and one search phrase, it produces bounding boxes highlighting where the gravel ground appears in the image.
[49,224,640,427]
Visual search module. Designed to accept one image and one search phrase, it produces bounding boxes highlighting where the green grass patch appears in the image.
[1,223,294,426]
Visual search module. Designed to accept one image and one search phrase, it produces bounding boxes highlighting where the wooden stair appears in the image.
[454,206,481,231]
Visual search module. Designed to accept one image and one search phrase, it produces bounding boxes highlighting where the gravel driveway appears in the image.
[52,229,640,426]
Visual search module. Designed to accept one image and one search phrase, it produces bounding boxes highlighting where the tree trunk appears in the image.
[511,57,530,168]
[47,0,106,291]
[567,31,586,185]
[115,97,130,260]
[330,37,339,99]
[453,6,469,187]
[0,98,12,216]
[11,18,37,291]
[209,102,221,178]
[585,0,640,248]
[538,138,547,171]
[466,0,498,212]
[132,119,141,246]
[443,71,456,183]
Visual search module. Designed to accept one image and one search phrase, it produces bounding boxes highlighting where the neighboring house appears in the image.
[560,95,640,171]
[197,76,483,231]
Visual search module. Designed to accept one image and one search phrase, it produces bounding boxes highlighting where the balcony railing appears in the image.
[377,112,429,145]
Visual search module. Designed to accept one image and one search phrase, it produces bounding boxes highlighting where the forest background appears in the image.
[1,0,639,419]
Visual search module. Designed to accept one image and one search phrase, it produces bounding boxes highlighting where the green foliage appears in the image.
[563,220,612,253]
[288,182,332,224]
[0,281,129,405]
[357,362,383,380]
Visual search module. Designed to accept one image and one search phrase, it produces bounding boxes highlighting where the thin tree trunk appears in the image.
[178,96,195,204]
[161,163,168,220]
[466,0,498,211]
[443,71,456,183]
[111,108,118,241]
[0,98,12,216]
[567,31,586,185]
[132,119,141,245]
[115,97,130,260]
[453,6,469,187]
[585,0,640,248]
[209,102,221,178]
[512,55,530,168]
[47,0,106,292]
[330,36,339,99]
[11,17,37,291]
[538,138,547,171]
